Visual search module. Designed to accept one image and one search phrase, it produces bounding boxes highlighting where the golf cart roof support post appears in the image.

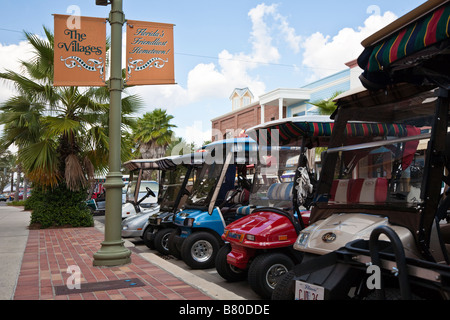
[208,152,233,215]
[172,165,194,214]
[135,168,143,203]
[312,112,352,216]
[420,88,450,258]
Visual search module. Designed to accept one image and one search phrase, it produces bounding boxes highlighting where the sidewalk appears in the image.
[0,204,244,300]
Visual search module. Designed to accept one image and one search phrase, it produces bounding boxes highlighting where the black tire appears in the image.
[248,252,294,299]
[154,227,174,255]
[215,244,247,282]
[181,231,220,269]
[271,270,296,300]
[168,228,182,259]
[142,226,156,249]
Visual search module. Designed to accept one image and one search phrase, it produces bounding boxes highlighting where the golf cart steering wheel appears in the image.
[146,187,156,198]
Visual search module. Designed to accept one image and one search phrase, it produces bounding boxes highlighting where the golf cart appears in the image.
[121,159,161,221]
[215,115,334,299]
[168,137,255,269]
[142,151,206,254]
[272,0,450,300]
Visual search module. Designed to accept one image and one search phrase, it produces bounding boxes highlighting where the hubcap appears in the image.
[191,240,213,263]
[161,233,170,250]
[266,263,288,289]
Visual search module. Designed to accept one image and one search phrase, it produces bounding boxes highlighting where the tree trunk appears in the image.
[14,166,20,201]
[23,177,28,201]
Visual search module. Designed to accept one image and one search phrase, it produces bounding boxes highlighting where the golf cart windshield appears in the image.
[158,165,193,212]
[250,146,301,209]
[126,173,158,204]
[184,161,225,208]
[317,119,431,210]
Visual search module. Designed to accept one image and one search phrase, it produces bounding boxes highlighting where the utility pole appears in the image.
[93,0,131,266]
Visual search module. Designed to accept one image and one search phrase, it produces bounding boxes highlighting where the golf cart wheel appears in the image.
[271,270,296,300]
[215,244,247,282]
[248,252,294,299]
[167,229,182,259]
[142,227,156,249]
[181,231,220,269]
[154,228,174,255]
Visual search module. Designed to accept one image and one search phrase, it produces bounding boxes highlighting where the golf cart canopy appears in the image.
[357,0,450,91]
[123,152,207,172]
[123,158,161,171]
[245,115,334,147]
[202,137,257,165]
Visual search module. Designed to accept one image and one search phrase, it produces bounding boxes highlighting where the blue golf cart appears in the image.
[168,137,256,269]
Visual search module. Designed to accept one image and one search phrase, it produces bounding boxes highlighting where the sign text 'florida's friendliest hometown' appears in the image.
[53,14,107,87]
[126,20,175,85]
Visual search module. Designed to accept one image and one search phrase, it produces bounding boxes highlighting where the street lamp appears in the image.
[95,0,109,5]
[93,0,131,267]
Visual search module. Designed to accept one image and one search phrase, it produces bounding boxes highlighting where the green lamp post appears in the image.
[93,0,131,266]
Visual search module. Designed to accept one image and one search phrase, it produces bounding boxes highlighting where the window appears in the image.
[233,97,240,109]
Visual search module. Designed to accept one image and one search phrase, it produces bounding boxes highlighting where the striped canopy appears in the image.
[358,0,450,90]
[364,3,450,73]
[249,119,410,146]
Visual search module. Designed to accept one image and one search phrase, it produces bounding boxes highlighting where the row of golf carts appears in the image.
[120,0,450,299]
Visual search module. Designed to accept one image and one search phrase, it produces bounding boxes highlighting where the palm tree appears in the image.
[0,27,142,191]
[133,108,176,159]
[309,91,342,115]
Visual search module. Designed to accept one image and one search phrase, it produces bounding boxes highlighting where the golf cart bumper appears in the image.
[172,226,192,248]
[226,244,256,269]
[121,228,142,238]
[288,251,363,300]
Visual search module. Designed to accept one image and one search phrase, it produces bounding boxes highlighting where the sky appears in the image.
[0,0,427,148]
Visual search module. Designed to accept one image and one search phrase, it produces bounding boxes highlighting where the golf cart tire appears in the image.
[154,227,174,255]
[142,227,156,250]
[215,243,247,282]
[181,231,220,269]
[271,270,296,300]
[168,229,182,259]
[248,252,294,299]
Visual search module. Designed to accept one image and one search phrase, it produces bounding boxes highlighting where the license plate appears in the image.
[295,281,325,300]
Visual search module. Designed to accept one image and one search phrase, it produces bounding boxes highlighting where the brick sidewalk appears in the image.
[13,227,212,300]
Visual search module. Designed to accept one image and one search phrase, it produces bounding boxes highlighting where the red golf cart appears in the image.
[215,115,333,298]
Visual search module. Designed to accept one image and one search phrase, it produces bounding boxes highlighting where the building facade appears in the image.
[211,60,362,141]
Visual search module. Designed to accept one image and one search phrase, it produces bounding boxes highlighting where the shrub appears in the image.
[28,184,93,229]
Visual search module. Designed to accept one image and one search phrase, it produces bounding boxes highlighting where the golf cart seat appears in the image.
[330,178,388,204]
[221,188,251,218]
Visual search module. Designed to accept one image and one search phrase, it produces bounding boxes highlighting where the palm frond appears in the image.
[19,140,59,187]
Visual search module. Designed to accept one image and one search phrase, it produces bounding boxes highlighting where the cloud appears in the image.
[0,40,35,103]
[130,3,300,114]
[301,10,398,82]
[173,120,212,148]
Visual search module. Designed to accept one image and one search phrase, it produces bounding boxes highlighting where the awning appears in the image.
[124,152,208,171]
[245,115,413,147]
[246,115,334,146]
[358,0,450,90]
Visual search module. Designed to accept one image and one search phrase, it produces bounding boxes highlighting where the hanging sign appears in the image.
[126,20,175,85]
[53,14,107,86]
